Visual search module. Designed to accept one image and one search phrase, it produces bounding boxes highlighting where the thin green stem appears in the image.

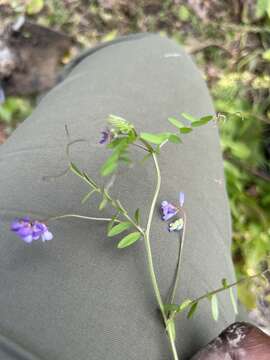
[169,210,187,305]
[191,269,269,306]
[171,268,269,321]
[102,191,144,234]
[144,152,179,360]
[144,153,165,319]
[69,162,144,234]
[131,142,149,152]
[168,329,179,360]
[43,214,121,223]
[68,152,179,358]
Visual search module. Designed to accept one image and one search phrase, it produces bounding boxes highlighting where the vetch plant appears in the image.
[10,113,270,359]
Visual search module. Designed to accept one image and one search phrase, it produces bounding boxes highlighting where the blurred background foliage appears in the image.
[0,0,270,311]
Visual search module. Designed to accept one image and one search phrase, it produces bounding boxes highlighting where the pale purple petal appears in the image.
[22,235,33,243]
[41,231,53,241]
[17,226,32,237]
[179,192,185,207]
[160,200,178,221]
[10,219,23,231]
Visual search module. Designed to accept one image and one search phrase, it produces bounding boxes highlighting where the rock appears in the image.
[0,17,73,96]
[191,322,270,359]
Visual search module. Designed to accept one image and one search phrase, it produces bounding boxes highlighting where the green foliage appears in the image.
[256,0,270,18]
[0,97,32,125]
[178,5,190,22]
[262,49,270,61]
[26,0,44,14]
[203,8,270,304]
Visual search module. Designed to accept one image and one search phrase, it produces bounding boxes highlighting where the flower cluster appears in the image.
[160,201,178,221]
[99,128,114,144]
[11,217,53,243]
[160,192,185,232]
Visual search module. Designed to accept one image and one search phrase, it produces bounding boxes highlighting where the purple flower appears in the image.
[160,201,178,221]
[0,86,5,105]
[99,128,112,144]
[11,217,53,243]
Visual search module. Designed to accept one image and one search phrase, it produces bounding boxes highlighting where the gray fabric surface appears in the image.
[0,33,235,359]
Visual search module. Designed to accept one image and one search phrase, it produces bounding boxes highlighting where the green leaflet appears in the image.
[70,163,97,187]
[178,299,193,312]
[117,232,141,249]
[168,134,182,143]
[140,132,181,145]
[179,127,192,134]
[181,113,213,127]
[99,197,108,211]
[101,161,118,177]
[108,114,134,133]
[229,288,238,314]
[108,222,132,237]
[187,302,198,319]
[81,189,96,204]
[181,112,198,123]
[101,151,119,177]
[70,162,84,178]
[134,208,140,225]
[210,294,219,321]
[82,171,97,188]
[168,117,192,134]
[140,132,170,145]
[191,115,213,127]
[168,117,186,128]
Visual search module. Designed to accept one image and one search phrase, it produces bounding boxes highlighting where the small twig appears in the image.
[189,269,269,308]
[223,153,270,182]
[188,42,232,56]
[43,213,121,224]
[131,142,149,152]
